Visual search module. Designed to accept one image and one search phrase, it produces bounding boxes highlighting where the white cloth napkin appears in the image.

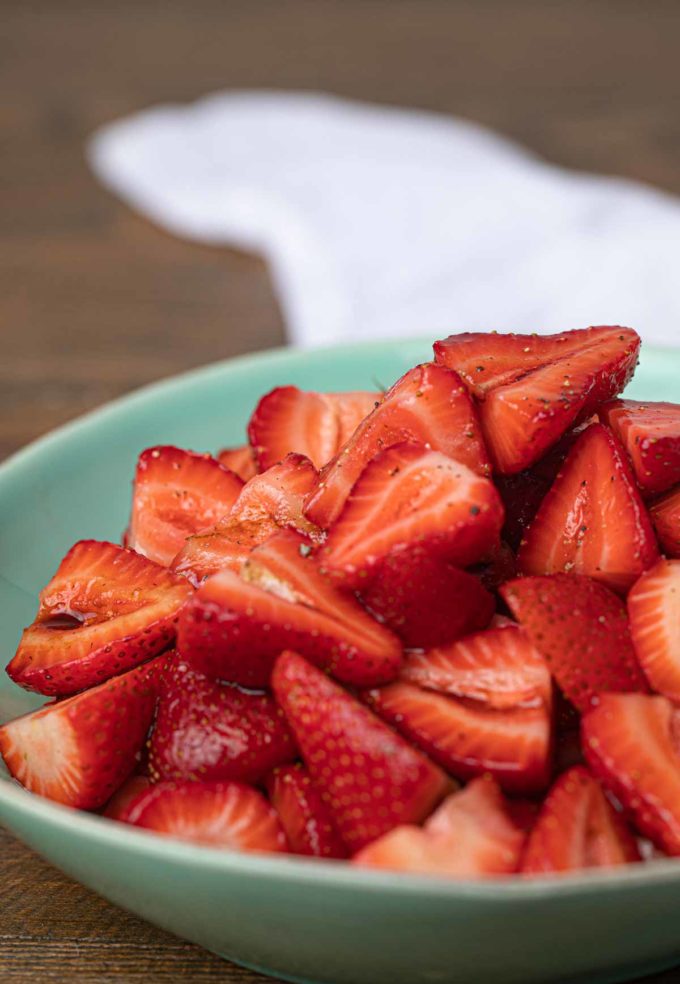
[88,91,680,349]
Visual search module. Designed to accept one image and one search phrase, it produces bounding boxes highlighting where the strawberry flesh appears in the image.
[651,485,680,559]
[628,558,680,701]
[217,445,258,482]
[600,399,680,495]
[103,774,151,821]
[266,763,348,858]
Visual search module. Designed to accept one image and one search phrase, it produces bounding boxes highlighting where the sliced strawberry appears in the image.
[582,693,680,856]
[172,453,320,584]
[521,766,640,875]
[628,559,680,701]
[319,443,503,588]
[266,763,348,859]
[305,363,490,529]
[148,654,296,783]
[217,444,258,482]
[600,400,680,496]
[123,779,288,852]
[651,485,680,558]
[0,657,164,809]
[360,552,495,650]
[272,651,450,852]
[435,326,640,473]
[128,446,243,567]
[7,541,192,696]
[177,530,402,688]
[353,777,524,878]
[248,386,378,471]
[103,774,151,821]
[517,423,659,593]
[502,574,648,712]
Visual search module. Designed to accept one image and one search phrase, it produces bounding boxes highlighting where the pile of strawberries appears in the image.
[3,325,680,878]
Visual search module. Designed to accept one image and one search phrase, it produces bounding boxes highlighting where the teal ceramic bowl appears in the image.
[2,340,680,984]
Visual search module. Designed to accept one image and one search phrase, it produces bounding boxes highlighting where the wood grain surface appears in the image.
[2,1,680,981]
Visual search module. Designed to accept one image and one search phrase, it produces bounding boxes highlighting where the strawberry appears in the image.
[148,654,296,784]
[217,445,258,482]
[172,453,320,584]
[266,763,347,858]
[353,777,525,878]
[628,559,680,701]
[360,552,495,650]
[469,541,517,594]
[6,540,192,696]
[103,774,151,821]
[319,443,503,588]
[650,485,680,558]
[0,657,164,809]
[248,386,378,471]
[521,766,640,874]
[127,446,244,567]
[177,530,402,688]
[582,693,680,856]
[600,400,680,495]
[517,423,659,593]
[272,651,450,852]
[502,573,648,712]
[123,779,288,852]
[304,362,490,530]
[434,326,640,473]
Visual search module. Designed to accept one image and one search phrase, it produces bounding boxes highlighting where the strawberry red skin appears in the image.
[600,399,680,496]
[217,445,258,482]
[0,657,165,810]
[651,485,680,558]
[266,763,348,859]
[502,573,648,712]
[272,651,450,852]
[628,559,680,702]
[6,540,192,697]
[148,655,296,784]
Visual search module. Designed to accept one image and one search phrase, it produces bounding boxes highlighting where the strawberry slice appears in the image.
[6,540,192,696]
[103,774,151,821]
[0,657,164,809]
[305,363,490,529]
[148,654,296,783]
[582,693,680,856]
[628,559,680,701]
[600,400,680,495]
[517,423,659,593]
[502,573,648,713]
[272,651,450,852]
[319,443,503,588]
[123,779,288,852]
[266,763,348,859]
[172,453,320,584]
[651,485,680,559]
[248,386,378,471]
[360,552,494,650]
[177,530,402,688]
[353,777,525,878]
[217,445,258,482]
[128,446,244,567]
[521,766,640,875]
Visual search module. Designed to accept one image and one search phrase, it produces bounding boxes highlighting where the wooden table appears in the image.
[2,1,680,980]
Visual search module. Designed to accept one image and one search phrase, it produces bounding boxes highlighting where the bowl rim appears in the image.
[2,336,680,902]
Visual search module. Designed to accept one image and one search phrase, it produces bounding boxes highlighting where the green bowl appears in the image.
[2,339,680,984]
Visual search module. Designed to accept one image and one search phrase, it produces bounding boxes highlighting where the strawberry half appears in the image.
[650,485,680,559]
[628,559,680,701]
[103,774,151,821]
[521,766,640,875]
[600,400,680,495]
[7,540,192,696]
[517,423,659,593]
[148,654,296,783]
[248,386,378,471]
[177,530,402,688]
[272,651,450,852]
[123,779,288,852]
[434,326,640,473]
[353,777,524,878]
[502,573,648,712]
[582,693,680,856]
[217,445,258,482]
[305,362,490,530]
[0,657,164,809]
[128,446,244,567]
[266,763,348,859]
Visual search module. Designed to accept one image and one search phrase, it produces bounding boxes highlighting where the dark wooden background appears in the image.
[2,1,680,980]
